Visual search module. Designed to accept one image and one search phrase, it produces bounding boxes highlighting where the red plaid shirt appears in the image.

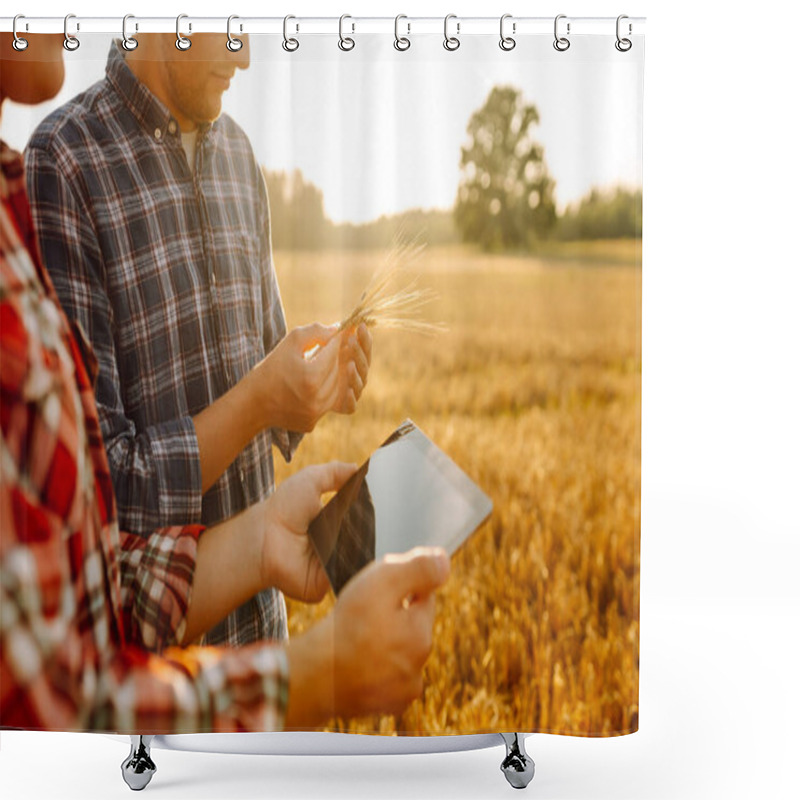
[1,141,288,733]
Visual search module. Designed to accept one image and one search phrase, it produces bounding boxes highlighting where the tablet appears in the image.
[307,420,493,595]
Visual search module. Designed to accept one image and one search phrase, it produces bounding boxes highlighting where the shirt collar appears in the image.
[105,41,217,148]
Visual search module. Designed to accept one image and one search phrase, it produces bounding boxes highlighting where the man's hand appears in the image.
[331,323,372,415]
[193,323,370,493]
[260,461,358,603]
[255,322,372,433]
[284,547,451,728]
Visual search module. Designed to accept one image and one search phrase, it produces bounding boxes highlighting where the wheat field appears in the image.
[273,242,641,737]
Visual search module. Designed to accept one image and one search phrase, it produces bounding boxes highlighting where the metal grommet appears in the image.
[121,14,138,51]
[63,13,80,51]
[12,15,28,51]
[226,15,243,52]
[282,15,299,52]
[176,14,192,51]
[394,14,411,51]
[443,14,460,51]
[615,14,632,52]
[338,14,355,51]
[499,14,516,51]
[553,14,570,52]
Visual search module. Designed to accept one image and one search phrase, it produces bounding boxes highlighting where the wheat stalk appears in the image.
[338,237,445,335]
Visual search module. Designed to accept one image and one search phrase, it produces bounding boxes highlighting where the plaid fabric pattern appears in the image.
[26,42,299,646]
[1,141,289,733]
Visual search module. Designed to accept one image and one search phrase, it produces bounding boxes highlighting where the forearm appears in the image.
[179,501,266,644]
[284,619,335,729]
[193,368,276,492]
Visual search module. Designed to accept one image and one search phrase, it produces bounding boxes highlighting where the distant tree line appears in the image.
[262,167,456,251]
[556,187,642,241]
[263,168,327,250]
[262,83,641,252]
[263,165,640,253]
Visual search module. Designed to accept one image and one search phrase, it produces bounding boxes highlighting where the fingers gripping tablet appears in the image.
[308,420,492,595]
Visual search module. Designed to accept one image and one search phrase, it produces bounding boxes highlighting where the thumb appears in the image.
[297,324,341,368]
[310,461,360,495]
[384,547,450,604]
[294,323,339,350]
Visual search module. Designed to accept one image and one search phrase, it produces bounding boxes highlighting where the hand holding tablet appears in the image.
[307,420,493,595]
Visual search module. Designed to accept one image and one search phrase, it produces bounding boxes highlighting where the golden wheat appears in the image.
[337,237,444,335]
[275,242,641,737]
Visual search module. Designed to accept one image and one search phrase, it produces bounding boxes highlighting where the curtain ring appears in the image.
[443,14,460,51]
[12,15,28,51]
[615,15,632,52]
[226,15,243,52]
[338,14,355,51]
[121,14,138,51]
[394,14,411,51]
[63,14,80,51]
[499,14,516,51]
[553,14,570,52]
[282,15,299,52]
[176,14,192,51]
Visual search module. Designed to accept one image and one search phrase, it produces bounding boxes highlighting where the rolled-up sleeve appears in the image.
[106,642,290,734]
[118,524,203,652]
[26,144,203,534]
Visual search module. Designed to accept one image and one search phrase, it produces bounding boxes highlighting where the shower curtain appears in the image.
[0,17,643,739]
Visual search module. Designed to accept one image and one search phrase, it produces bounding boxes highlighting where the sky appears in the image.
[3,33,643,224]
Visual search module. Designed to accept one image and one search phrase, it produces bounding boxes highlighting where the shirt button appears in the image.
[168,120,177,135]
[154,127,162,140]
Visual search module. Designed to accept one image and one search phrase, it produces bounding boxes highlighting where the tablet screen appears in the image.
[307,420,493,595]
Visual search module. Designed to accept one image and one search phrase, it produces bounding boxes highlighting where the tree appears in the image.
[455,86,556,252]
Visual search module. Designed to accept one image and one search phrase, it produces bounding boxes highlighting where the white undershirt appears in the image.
[181,129,198,174]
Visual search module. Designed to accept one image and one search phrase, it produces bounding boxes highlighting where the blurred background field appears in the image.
[274,239,641,737]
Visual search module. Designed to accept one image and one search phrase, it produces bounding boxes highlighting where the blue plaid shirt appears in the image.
[26,42,298,647]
